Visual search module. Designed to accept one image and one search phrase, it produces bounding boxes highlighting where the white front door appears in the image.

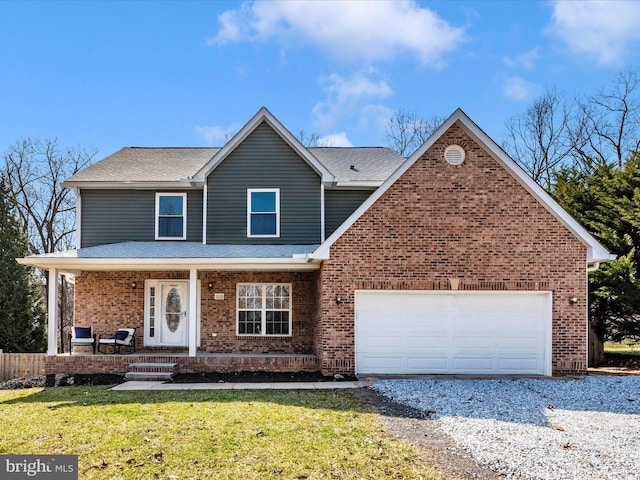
[159,281,189,346]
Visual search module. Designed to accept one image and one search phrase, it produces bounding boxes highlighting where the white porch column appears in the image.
[47,268,59,356]
[188,269,198,357]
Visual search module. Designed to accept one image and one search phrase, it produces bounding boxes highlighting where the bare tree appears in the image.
[503,89,573,190]
[385,109,445,157]
[574,69,640,169]
[2,138,96,352]
[297,129,321,147]
[3,138,96,254]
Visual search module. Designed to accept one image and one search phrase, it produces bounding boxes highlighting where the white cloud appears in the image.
[208,0,465,65]
[195,124,240,145]
[312,72,394,131]
[317,132,353,147]
[548,0,640,65]
[503,76,542,101]
[503,48,539,70]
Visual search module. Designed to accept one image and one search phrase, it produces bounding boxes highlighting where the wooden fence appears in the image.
[0,350,47,382]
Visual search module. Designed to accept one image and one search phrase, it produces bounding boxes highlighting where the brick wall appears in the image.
[46,354,318,375]
[74,270,317,355]
[316,123,587,375]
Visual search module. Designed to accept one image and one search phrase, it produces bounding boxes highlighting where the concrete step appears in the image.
[129,362,178,371]
[125,371,176,381]
[125,362,178,381]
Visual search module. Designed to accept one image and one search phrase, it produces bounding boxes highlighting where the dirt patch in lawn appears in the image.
[356,388,500,480]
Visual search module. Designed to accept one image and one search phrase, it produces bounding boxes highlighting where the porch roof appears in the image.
[17,242,322,273]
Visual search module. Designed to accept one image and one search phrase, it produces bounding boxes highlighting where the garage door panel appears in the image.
[358,356,405,373]
[452,357,494,371]
[406,358,449,371]
[355,291,551,375]
[406,335,447,350]
[498,358,541,372]
[496,335,543,351]
[452,337,494,352]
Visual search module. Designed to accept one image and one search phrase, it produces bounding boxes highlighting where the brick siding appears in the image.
[73,270,317,355]
[316,123,587,375]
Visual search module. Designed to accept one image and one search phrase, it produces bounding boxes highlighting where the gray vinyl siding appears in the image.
[207,122,321,244]
[324,189,373,237]
[80,189,203,247]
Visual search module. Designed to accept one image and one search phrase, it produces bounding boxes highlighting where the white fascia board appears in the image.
[75,188,82,250]
[192,107,335,183]
[61,181,204,190]
[314,108,612,264]
[17,256,321,272]
[330,181,383,188]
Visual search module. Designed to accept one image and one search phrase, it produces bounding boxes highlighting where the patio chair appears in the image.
[98,328,136,354]
[69,326,97,354]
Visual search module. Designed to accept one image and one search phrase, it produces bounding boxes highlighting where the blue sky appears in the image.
[1,0,640,159]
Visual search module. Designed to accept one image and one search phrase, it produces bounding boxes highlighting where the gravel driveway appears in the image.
[371,376,640,480]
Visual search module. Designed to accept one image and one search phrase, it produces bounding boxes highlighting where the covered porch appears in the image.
[19,242,324,375]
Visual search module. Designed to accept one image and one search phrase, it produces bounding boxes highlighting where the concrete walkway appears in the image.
[112,380,371,391]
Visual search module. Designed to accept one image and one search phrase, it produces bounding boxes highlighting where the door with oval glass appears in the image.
[159,281,189,346]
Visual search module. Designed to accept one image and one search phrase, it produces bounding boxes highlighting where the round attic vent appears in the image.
[444,144,465,165]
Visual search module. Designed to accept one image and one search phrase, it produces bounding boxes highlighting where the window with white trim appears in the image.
[237,283,291,336]
[247,189,279,237]
[156,193,187,240]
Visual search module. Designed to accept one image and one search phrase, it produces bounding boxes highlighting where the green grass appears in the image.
[604,341,640,356]
[0,387,447,479]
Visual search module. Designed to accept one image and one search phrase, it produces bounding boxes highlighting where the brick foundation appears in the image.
[46,353,318,375]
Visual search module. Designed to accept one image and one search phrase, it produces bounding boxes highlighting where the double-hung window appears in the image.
[247,189,279,237]
[156,193,186,240]
[237,283,291,336]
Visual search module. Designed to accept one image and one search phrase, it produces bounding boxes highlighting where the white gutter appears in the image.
[17,256,321,272]
[61,181,205,189]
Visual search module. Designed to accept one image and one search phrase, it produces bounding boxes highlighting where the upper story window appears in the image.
[156,193,187,240]
[247,189,280,238]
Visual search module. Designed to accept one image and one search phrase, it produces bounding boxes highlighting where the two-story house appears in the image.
[20,107,611,377]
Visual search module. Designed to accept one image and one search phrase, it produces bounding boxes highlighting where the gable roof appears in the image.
[191,107,334,183]
[62,147,219,188]
[60,109,406,189]
[314,108,612,265]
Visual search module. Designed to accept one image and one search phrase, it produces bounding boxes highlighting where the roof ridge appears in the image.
[127,146,221,150]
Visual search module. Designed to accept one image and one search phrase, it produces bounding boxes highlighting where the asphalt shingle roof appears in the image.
[35,242,318,259]
[308,147,404,182]
[63,146,404,184]
[64,147,220,183]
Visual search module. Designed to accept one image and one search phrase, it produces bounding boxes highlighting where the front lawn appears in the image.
[0,387,445,479]
[604,341,640,356]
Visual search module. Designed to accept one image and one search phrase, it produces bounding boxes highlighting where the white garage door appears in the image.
[355,291,552,376]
